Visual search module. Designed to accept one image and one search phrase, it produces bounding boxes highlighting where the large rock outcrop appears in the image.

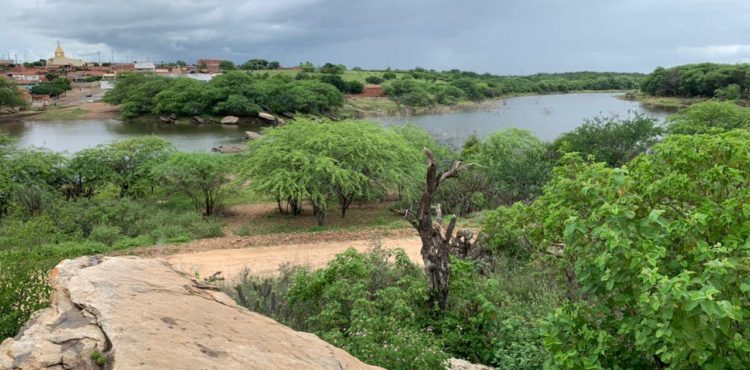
[0,256,382,370]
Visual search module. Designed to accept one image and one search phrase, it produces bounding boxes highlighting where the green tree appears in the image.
[218,60,236,71]
[240,59,269,70]
[468,129,552,205]
[153,152,230,215]
[61,147,112,199]
[243,119,420,225]
[100,137,176,197]
[365,76,384,84]
[552,114,663,167]
[152,77,207,116]
[319,63,346,74]
[344,80,364,94]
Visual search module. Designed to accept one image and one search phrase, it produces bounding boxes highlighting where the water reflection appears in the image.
[375,92,671,148]
[1,93,671,153]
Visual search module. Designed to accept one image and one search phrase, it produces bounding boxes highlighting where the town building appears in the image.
[47,42,86,67]
[134,62,156,72]
[196,59,221,74]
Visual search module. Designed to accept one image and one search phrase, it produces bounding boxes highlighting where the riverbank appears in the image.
[341,90,637,119]
[618,92,704,110]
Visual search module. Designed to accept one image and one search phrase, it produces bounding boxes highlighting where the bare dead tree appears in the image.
[397,148,475,311]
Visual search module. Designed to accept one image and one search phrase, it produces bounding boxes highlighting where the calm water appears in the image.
[376,92,670,148]
[0,119,264,153]
[1,93,669,153]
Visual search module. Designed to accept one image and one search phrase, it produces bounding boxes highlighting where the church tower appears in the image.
[54,41,65,58]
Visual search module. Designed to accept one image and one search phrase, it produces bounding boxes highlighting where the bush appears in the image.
[365,76,384,84]
[551,113,663,167]
[667,101,750,134]
[538,131,750,368]
[467,129,553,206]
[345,80,364,94]
[228,245,561,369]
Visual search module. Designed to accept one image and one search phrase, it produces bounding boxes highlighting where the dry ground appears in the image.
[120,202,425,281]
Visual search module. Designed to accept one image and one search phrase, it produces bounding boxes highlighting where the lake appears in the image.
[1,93,669,153]
[376,92,670,148]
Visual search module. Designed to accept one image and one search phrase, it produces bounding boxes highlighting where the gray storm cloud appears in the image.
[3,0,750,73]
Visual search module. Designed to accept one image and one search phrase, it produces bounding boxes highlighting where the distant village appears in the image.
[0,43,310,107]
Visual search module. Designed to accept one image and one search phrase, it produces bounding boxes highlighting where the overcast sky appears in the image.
[3,0,750,74]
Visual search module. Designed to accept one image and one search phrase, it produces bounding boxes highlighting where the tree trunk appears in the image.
[401,149,473,311]
[312,204,326,226]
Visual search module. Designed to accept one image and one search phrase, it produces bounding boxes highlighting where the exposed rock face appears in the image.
[447,358,495,370]
[0,256,382,370]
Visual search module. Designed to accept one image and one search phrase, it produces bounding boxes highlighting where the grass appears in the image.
[36,106,88,120]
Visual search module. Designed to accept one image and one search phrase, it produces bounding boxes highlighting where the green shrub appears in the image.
[89,224,123,246]
[551,113,663,167]
[228,246,561,369]
[365,76,384,84]
[667,101,750,134]
[345,80,364,94]
[540,131,750,368]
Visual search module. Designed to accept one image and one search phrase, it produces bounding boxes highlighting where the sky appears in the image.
[3,0,750,74]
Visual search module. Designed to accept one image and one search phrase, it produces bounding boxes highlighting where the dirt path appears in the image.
[165,236,422,282]
[118,203,423,281]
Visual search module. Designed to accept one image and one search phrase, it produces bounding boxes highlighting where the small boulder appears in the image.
[258,112,276,122]
[221,116,239,124]
[192,116,205,125]
[245,131,262,140]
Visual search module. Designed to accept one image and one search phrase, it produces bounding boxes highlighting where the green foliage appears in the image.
[241,58,270,70]
[345,80,364,94]
[243,119,421,225]
[551,113,663,167]
[104,71,344,118]
[152,152,230,215]
[381,70,641,108]
[491,131,750,368]
[715,83,742,100]
[667,101,750,134]
[0,77,26,109]
[230,246,561,369]
[468,129,552,206]
[365,76,384,84]
[319,74,346,91]
[641,63,750,98]
[218,60,236,71]
[29,78,71,97]
[99,137,176,197]
[90,350,108,367]
[153,77,208,116]
[319,63,346,74]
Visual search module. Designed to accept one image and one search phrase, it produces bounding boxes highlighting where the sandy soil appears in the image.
[165,236,422,282]
[118,202,422,281]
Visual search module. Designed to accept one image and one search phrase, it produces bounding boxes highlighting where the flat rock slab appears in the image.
[0,256,382,370]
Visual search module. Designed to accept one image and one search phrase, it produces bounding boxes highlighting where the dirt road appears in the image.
[165,236,422,282]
